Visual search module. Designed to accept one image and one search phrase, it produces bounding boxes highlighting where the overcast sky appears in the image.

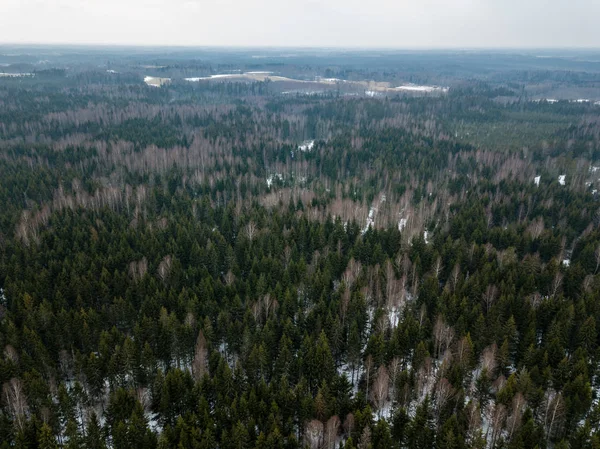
[2,0,599,48]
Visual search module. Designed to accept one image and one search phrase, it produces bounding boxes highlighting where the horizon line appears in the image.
[1,42,600,52]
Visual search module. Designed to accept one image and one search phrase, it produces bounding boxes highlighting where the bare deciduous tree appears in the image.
[543,390,565,441]
[3,378,28,431]
[157,255,173,282]
[506,392,526,441]
[372,366,390,417]
[245,221,258,240]
[304,419,324,449]
[358,425,371,449]
[550,272,563,298]
[487,402,506,448]
[191,330,208,381]
[433,315,455,358]
[343,413,355,438]
[482,284,498,314]
[435,377,455,423]
[324,415,340,449]
[364,354,374,400]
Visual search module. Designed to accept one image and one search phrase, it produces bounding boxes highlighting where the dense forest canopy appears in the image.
[1,47,600,449]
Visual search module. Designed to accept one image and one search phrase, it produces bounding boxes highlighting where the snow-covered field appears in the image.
[395,84,449,93]
[185,74,239,81]
[144,76,170,87]
[0,72,34,77]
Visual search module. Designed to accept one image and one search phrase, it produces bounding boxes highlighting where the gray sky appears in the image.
[2,0,599,48]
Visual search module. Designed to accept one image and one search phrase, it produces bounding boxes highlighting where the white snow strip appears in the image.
[144,76,170,87]
[558,175,566,186]
[395,84,448,93]
[398,218,408,231]
[534,176,541,187]
[0,72,33,77]
[362,207,376,234]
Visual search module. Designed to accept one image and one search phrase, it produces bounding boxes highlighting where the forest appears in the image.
[1,47,600,449]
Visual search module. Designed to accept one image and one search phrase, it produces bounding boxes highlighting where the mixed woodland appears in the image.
[1,61,600,449]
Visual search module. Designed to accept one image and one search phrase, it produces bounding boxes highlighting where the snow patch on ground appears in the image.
[337,362,362,395]
[534,176,540,186]
[106,69,118,74]
[398,218,408,231]
[558,175,566,186]
[363,208,375,234]
[424,231,430,244]
[562,259,571,267]
[365,90,381,97]
[298,140,315,152]
[266,173,284,188]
